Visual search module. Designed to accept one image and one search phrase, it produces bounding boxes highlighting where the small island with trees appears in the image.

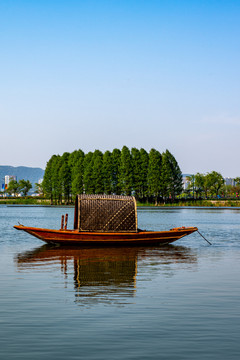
[42,147,183,205]
[1,146,240,207]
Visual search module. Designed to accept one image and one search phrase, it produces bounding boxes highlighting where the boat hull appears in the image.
[14,225,198,246]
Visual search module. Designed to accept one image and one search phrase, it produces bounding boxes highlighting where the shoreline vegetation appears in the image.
[3,147,239,207]
[39,148,240,206]
[1,197,240,208]
[41,148,184,205]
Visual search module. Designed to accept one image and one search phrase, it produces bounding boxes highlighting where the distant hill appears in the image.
[0,166,45,193]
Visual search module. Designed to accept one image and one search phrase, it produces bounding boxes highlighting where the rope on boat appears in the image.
[197,230,212,245]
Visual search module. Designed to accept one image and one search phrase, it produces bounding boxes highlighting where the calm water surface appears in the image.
[1,205,240,359]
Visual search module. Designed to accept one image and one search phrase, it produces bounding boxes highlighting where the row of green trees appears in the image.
[42,147,183,204]
[185,172,240,198]
[4,179,32,196]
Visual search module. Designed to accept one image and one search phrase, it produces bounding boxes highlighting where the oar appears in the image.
[197,230,212,245]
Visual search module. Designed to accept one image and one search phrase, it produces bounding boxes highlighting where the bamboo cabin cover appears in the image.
[74,194,138,232]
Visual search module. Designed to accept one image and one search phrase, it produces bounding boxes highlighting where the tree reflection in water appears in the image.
[15,245,197,306]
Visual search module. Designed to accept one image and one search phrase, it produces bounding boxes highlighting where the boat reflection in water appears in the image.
[16,245,197,306]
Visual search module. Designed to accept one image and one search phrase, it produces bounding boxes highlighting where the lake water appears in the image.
[1,205,240,359]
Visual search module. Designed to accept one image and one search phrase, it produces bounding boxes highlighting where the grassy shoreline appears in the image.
[138,200,240,207]
[1,197,240,207]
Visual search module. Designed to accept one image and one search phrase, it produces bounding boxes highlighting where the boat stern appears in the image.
[14,224,25,231]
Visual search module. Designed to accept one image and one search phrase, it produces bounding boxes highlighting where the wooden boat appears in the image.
[13,224,198,245]
[14,194,198,246]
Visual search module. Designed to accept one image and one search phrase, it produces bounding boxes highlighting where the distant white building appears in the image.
[224,178,236,186]
[182,174,192,190]
[5,175,17,188]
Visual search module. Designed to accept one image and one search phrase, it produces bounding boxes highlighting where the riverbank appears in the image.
[143,200,240,207]
[0,197,51,205]
[1,197,240,207]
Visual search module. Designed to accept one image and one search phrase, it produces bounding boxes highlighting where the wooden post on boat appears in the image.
[61,215,64,230]
[64,214,68,230]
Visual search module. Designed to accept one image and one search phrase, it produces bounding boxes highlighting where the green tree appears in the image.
[68,150,81,173]
[59,152,71,204]
[92,150,104,194]
[139,148,149,201]
[221,184,232,198]
[102,150,113,194]
[194,173,205,198]
[19,179,32,196]
[186,175,195,198]
[42,155,56,204]
[186,174,202,198]
[201,174,210,198]
[35,182,43,196]
[131,148,142,200]
[51,155,62,204]
[6,180,20,196]
[234,177,240,186]
[111,148,121,194]
[83,152,94,194]
[206,171,224,197]
[147,148,162,203]
[161,150,182,201]
[119,146,133,196]
[71,150,85,197]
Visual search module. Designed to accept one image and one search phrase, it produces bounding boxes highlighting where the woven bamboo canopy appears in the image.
[74,194,138,232]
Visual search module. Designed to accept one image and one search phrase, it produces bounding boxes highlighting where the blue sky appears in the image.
[1,0,240,176]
